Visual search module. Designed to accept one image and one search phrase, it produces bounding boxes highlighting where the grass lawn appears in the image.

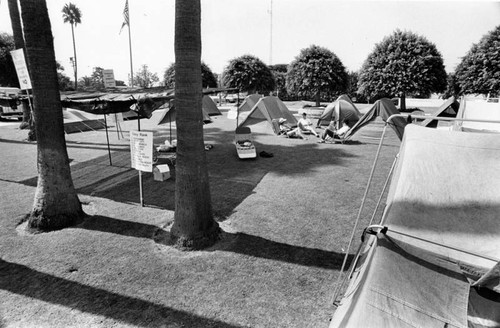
[0,103,400,328]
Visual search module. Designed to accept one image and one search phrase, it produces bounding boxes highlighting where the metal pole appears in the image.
[103,114,112,166]
[128,5,134,87]
[136,112,144,207]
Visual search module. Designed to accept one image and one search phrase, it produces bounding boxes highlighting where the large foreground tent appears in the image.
[330,124,500,327]
[316,94,361,128]
[237,96,298,133]
[452,99,500,133]
[343,98,407,141]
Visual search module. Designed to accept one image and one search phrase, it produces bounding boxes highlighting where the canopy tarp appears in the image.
[421,96,460,128]
[316,94,361,128]
[453,99,500,132]
[237,96,298,133]
[343,98,407,141]
[58,87,237,117]
[330,125,500,327]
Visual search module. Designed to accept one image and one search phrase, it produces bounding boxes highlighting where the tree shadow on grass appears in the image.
[78,215,353,271]
[0,258,242,328]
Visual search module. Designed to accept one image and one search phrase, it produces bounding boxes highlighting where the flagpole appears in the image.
[127,0,134,87]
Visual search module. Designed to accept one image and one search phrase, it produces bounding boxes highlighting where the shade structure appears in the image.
[330,125,500,327]
[237,96,298,134]
[316,94,361,128]
[343,98,407,141]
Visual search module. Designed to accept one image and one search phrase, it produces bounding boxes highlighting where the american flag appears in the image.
[119,0,129,34]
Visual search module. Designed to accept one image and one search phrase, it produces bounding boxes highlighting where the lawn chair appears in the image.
[235,126,257,159]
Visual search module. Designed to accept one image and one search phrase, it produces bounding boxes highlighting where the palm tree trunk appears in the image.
[19,0,84,231]
[71,23,77,90]
[8,0,33,135]
[170,0,219,249]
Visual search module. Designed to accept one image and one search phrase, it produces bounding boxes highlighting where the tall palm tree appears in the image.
[62,2,81,90]
[19,0,84,231]
[170,0,219,249]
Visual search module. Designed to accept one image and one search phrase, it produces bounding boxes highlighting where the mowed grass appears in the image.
[0,103,400,328]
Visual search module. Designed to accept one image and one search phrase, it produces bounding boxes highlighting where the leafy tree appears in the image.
[56,61,72,91]
[19,0,84,231]
[442,73,461,99]
[358,30,447,110]
[0,33,18,87]
[170,0,219,249]
[78,75,92,89]
[221,55,275,94]
[62,2,82,90]
[77,66,104,90]
[134,64,159,88]
[269,64,289,99]
[163,61,217,89]
[286,45,348,106]
[454,25,500,97]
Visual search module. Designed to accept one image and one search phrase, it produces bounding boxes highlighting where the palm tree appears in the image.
[19,0,84,231]
[170,0,219,249]
[62,2,81,90]
[7,0,35,138]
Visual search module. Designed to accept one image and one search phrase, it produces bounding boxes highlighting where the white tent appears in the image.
[453,99,500,132]
[331,124,500,327]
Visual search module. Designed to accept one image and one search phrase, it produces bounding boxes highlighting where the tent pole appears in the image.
[136,112,144,207]
[103,114,112,166]
[236,92,240,129]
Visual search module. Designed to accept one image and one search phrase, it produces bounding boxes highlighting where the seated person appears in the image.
[319,119,350,143]
[278,118,307,139]
[298,112,319,137]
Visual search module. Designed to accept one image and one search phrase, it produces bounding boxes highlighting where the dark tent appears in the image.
[343,98,407,141]
[421,97,460,128]
[316,94,361,128]
[202,95,222,116]
[157,101,211,125]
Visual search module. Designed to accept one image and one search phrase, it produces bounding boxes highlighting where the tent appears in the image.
[237,94,262,115]
[234,94,262,122]
[330,124,500,327]
[157,101,212,125]
[202,95,222,116]
[237,96,298,134]
[316,95,361,128]
[452,99,500,132]
[421,96,460,128]
[343,98,407,141]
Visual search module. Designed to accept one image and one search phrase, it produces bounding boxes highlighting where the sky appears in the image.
[1,0,499,84]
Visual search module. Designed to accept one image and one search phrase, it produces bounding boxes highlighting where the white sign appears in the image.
[10,49,32,90]
[130,130,154,172]
[103,69,116,89]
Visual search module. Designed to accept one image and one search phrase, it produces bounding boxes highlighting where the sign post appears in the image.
[103,69,116,89]
[10,49,34,118]
[130,130,154,207]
